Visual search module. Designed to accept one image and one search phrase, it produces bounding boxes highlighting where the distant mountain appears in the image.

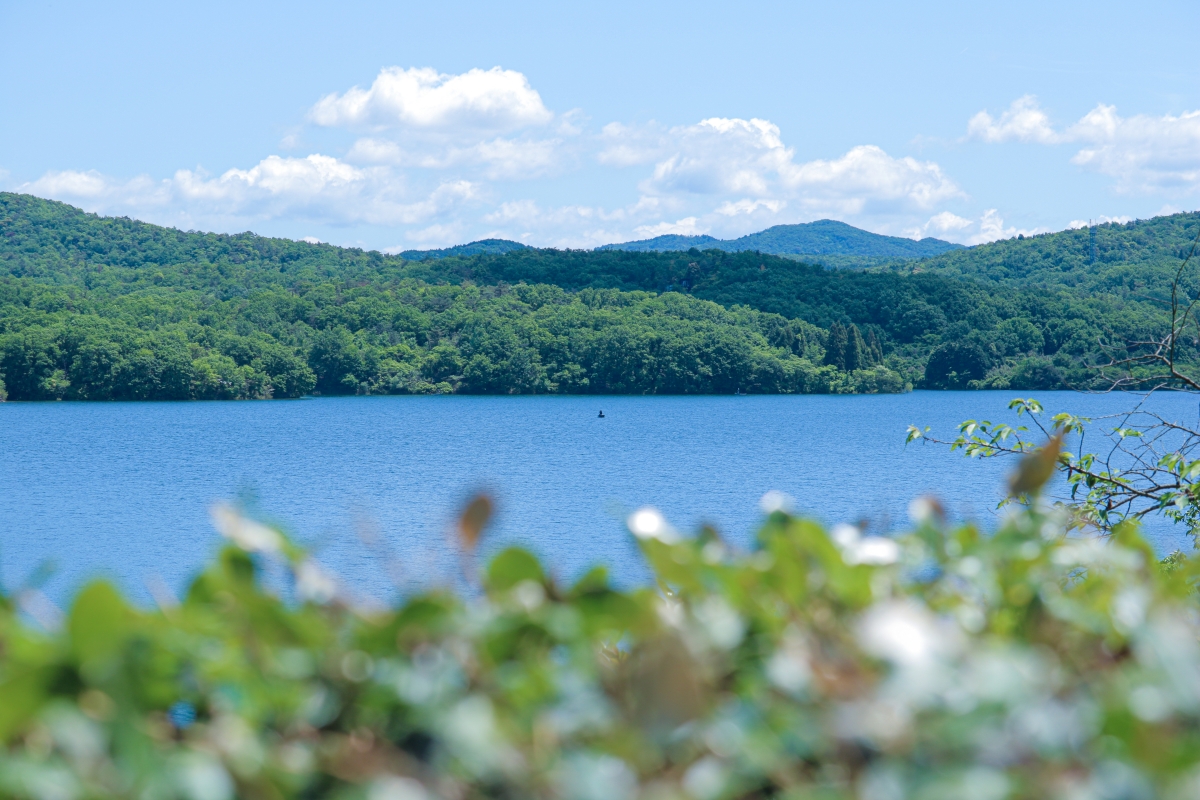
[399,238,529,261]
[602,234,723,252]
[598,220,964,259]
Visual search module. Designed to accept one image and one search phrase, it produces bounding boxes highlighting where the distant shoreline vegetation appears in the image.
[1,192,1197,401]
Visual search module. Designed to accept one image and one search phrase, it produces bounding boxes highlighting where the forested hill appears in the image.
[910,212,1200,290]
[398,238,529,261]
[598,220,963,259]
[0,192,1192,402]
[0,193,906,401]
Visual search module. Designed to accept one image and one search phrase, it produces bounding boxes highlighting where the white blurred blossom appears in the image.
[682,757,727,800]
[175,753,234,800]
[209,503,283,554]
[627,507,680,544]
[368,776,432,800]
[693,597,745,650]
[857,600,960,667]
[759,490,794,514]
[766,627,812,695]
[296,558,338,604]
[554,753,637,800]
[833,525,900,566]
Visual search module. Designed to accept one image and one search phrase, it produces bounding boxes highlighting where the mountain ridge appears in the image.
[393,219,964,262]
[398,238,530,261]
[596,220,964,259]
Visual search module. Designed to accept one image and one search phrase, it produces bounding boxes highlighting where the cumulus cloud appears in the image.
[633,217,704,238]
[1067,215,1133,229]
[716,199,786,217]
[348,136,561,180]
[597,122,668,167]
[20,155,478,228]
[618,118,960,218]
[969,97,1200,193]
[1067,106,1200,192]
[967,96,1058,144]
[640,118,786,197]
[920,211,974,235]
[906,210,1042,246]
[479,198,675,249]
[310,66,553,131]
[786,145,960,211]
[14,67,981,250]
[303,66,572,197]
[972,209,1043,244]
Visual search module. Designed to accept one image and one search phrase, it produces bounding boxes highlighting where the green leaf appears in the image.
[0,668,50,742]
[486,547,545,592]
[69,580,131,668]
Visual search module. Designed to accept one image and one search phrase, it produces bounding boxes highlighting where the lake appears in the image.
[3,391,1196,604]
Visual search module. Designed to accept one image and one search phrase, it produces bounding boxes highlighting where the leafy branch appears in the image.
[909,397,1200,533]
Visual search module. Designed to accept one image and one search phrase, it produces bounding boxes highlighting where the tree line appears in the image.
[0,277,907,401]
[2,192,1195,399]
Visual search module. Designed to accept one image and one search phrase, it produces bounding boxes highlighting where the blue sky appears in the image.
[2,0,1198,251]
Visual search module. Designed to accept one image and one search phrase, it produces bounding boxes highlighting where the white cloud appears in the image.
[483,198,541,225]
[347,135,561,180]
[969,97,1200,193]
[969,209,1042,245]
[906,210,1042,246]
[1067,106,1200,192]
[203,154,365,198]
[20,155,478,228]
[15,67,978,251]
[613,118,960,219]
[715,199,786,216]
[23,170,172,207]
[639,118,788,197]
[966,95,1058,144]
[1067,215,1133,229]
[480,199,665,249]
[402,223,466,246]
[785,145,960,211]
[921,211,973,235]
[466,138,561,179]
[310,66,553,131]
[345,138,406,164]
[597,121,669,166]
[632,217,704,238]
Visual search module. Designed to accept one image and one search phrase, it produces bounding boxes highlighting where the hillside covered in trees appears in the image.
[0,194,902,401]
[0,192,1194,400]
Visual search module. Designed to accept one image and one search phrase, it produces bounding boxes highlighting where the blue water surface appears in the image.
[3,391,1196,604]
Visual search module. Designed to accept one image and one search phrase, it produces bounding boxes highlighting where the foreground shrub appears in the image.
[2,492,1200,799]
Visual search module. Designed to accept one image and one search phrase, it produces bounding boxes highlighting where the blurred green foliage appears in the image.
[4,475,1200,798]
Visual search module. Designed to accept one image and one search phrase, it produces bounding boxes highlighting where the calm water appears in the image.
[3,391,1196,604]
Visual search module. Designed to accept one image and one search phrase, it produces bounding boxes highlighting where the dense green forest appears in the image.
[0,192,1194,400]
[0,194,901,401]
